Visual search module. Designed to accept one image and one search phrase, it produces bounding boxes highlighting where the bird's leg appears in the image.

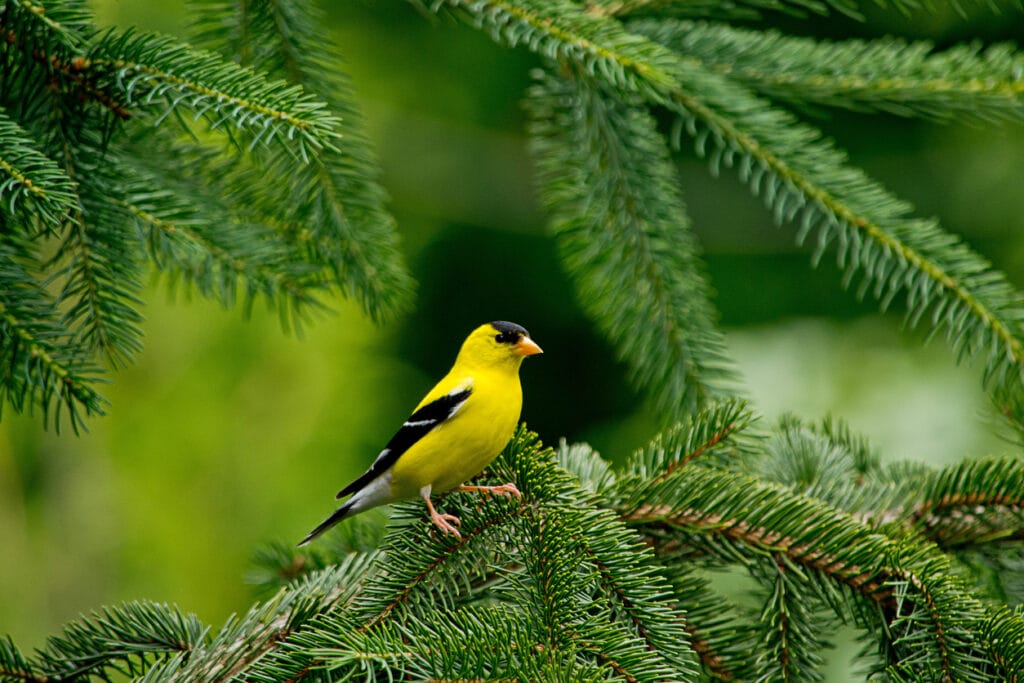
[420,486,462,538]
[457,482,522,499]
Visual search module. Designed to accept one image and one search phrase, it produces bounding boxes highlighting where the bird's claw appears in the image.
[431,511,463,538]
[489,482,521,499]
[458,482,522,499]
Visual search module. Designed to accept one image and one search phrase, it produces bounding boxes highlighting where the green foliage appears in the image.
[526,66,733,420]
[433,0,1024,433]
[0,235,106,431]
[187,0,415,321]
[5,0,1024,681]
[0,110,77,229]
[0,0,411,430]
[0,601,206,681]
[636,21,1024,124]
[6,425,1024,681]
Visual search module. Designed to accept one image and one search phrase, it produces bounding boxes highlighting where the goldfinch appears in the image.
[299,321,542,545]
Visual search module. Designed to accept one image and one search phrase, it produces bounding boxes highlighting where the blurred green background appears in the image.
[2,2,1023,679]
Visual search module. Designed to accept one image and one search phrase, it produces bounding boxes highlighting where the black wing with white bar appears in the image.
[335,386,473,499]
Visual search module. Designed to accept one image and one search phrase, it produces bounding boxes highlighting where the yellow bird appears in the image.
[299,321,542,545]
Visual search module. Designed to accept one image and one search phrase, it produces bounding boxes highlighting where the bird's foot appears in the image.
[430,510,462,538]
[458,482,522,499]
[421,488,463,538]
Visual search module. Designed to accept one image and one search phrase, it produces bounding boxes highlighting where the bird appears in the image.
[298,321,542,546]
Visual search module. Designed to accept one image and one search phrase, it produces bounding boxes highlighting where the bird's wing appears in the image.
[336,382,473,500]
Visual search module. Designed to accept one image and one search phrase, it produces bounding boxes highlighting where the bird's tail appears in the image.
[298,500,355,547]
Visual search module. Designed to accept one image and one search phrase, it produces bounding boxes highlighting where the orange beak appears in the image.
[515,336,543,356]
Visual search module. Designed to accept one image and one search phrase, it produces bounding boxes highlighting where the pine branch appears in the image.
[526,65,734,419]
[585,0,1014,20]
[120,146,329,331]
[911,456,1024,550]
[7,423,1024,680]
[187,0,414,321]
[573,509,698,677]
[586,0,859,20]
[661,64,1024,404]
[2,1,126,126]
[245,542,336,599]
[434,0,1024,413]
[981,607,1024,682]
[285,606,549,682]
[356,495,524,633]
[145,554,377,683]
[0,109,77,232]
[754,561,832,682]
[622,398,759,481]
[961,543,1024,608]
[616,457,992,678]
[662,568,762,680]
[882,540,991,682]
[249,428,699,682]
[635,20,1024,124]
[496,429,699,681]
[0,0,92,53]
[27,601,207,681]
[812,415,881,476]
[0,236,105,432]
[254,487,527,681]
[755,415,920,520]
[0,0,418,427]
[53,158,144,370]
[0,635,43,683]
[83,29,339,162]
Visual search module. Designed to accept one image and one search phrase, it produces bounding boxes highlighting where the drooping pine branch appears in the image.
[0,236,105,432]
[658,54,1024,410]
[586,0,1016,20]
[120,144,329,330]
[53,163,145,370]
[187,0,414,321]
[526,65,734,419]
[0,0,413,428]
[433,0,1024,418]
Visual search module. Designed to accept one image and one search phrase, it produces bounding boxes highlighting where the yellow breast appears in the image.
[390,371,522,497]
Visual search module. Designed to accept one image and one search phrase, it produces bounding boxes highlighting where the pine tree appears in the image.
[3,0,1024,681]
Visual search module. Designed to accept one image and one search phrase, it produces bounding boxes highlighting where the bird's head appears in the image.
[457,321,543,369]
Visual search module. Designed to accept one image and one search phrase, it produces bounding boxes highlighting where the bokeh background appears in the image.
[2,2,1023,679]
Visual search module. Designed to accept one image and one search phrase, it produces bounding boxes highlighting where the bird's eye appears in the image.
[495,331,519,344]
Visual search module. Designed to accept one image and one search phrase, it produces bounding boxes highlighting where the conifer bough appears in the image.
[0,0,412,431]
